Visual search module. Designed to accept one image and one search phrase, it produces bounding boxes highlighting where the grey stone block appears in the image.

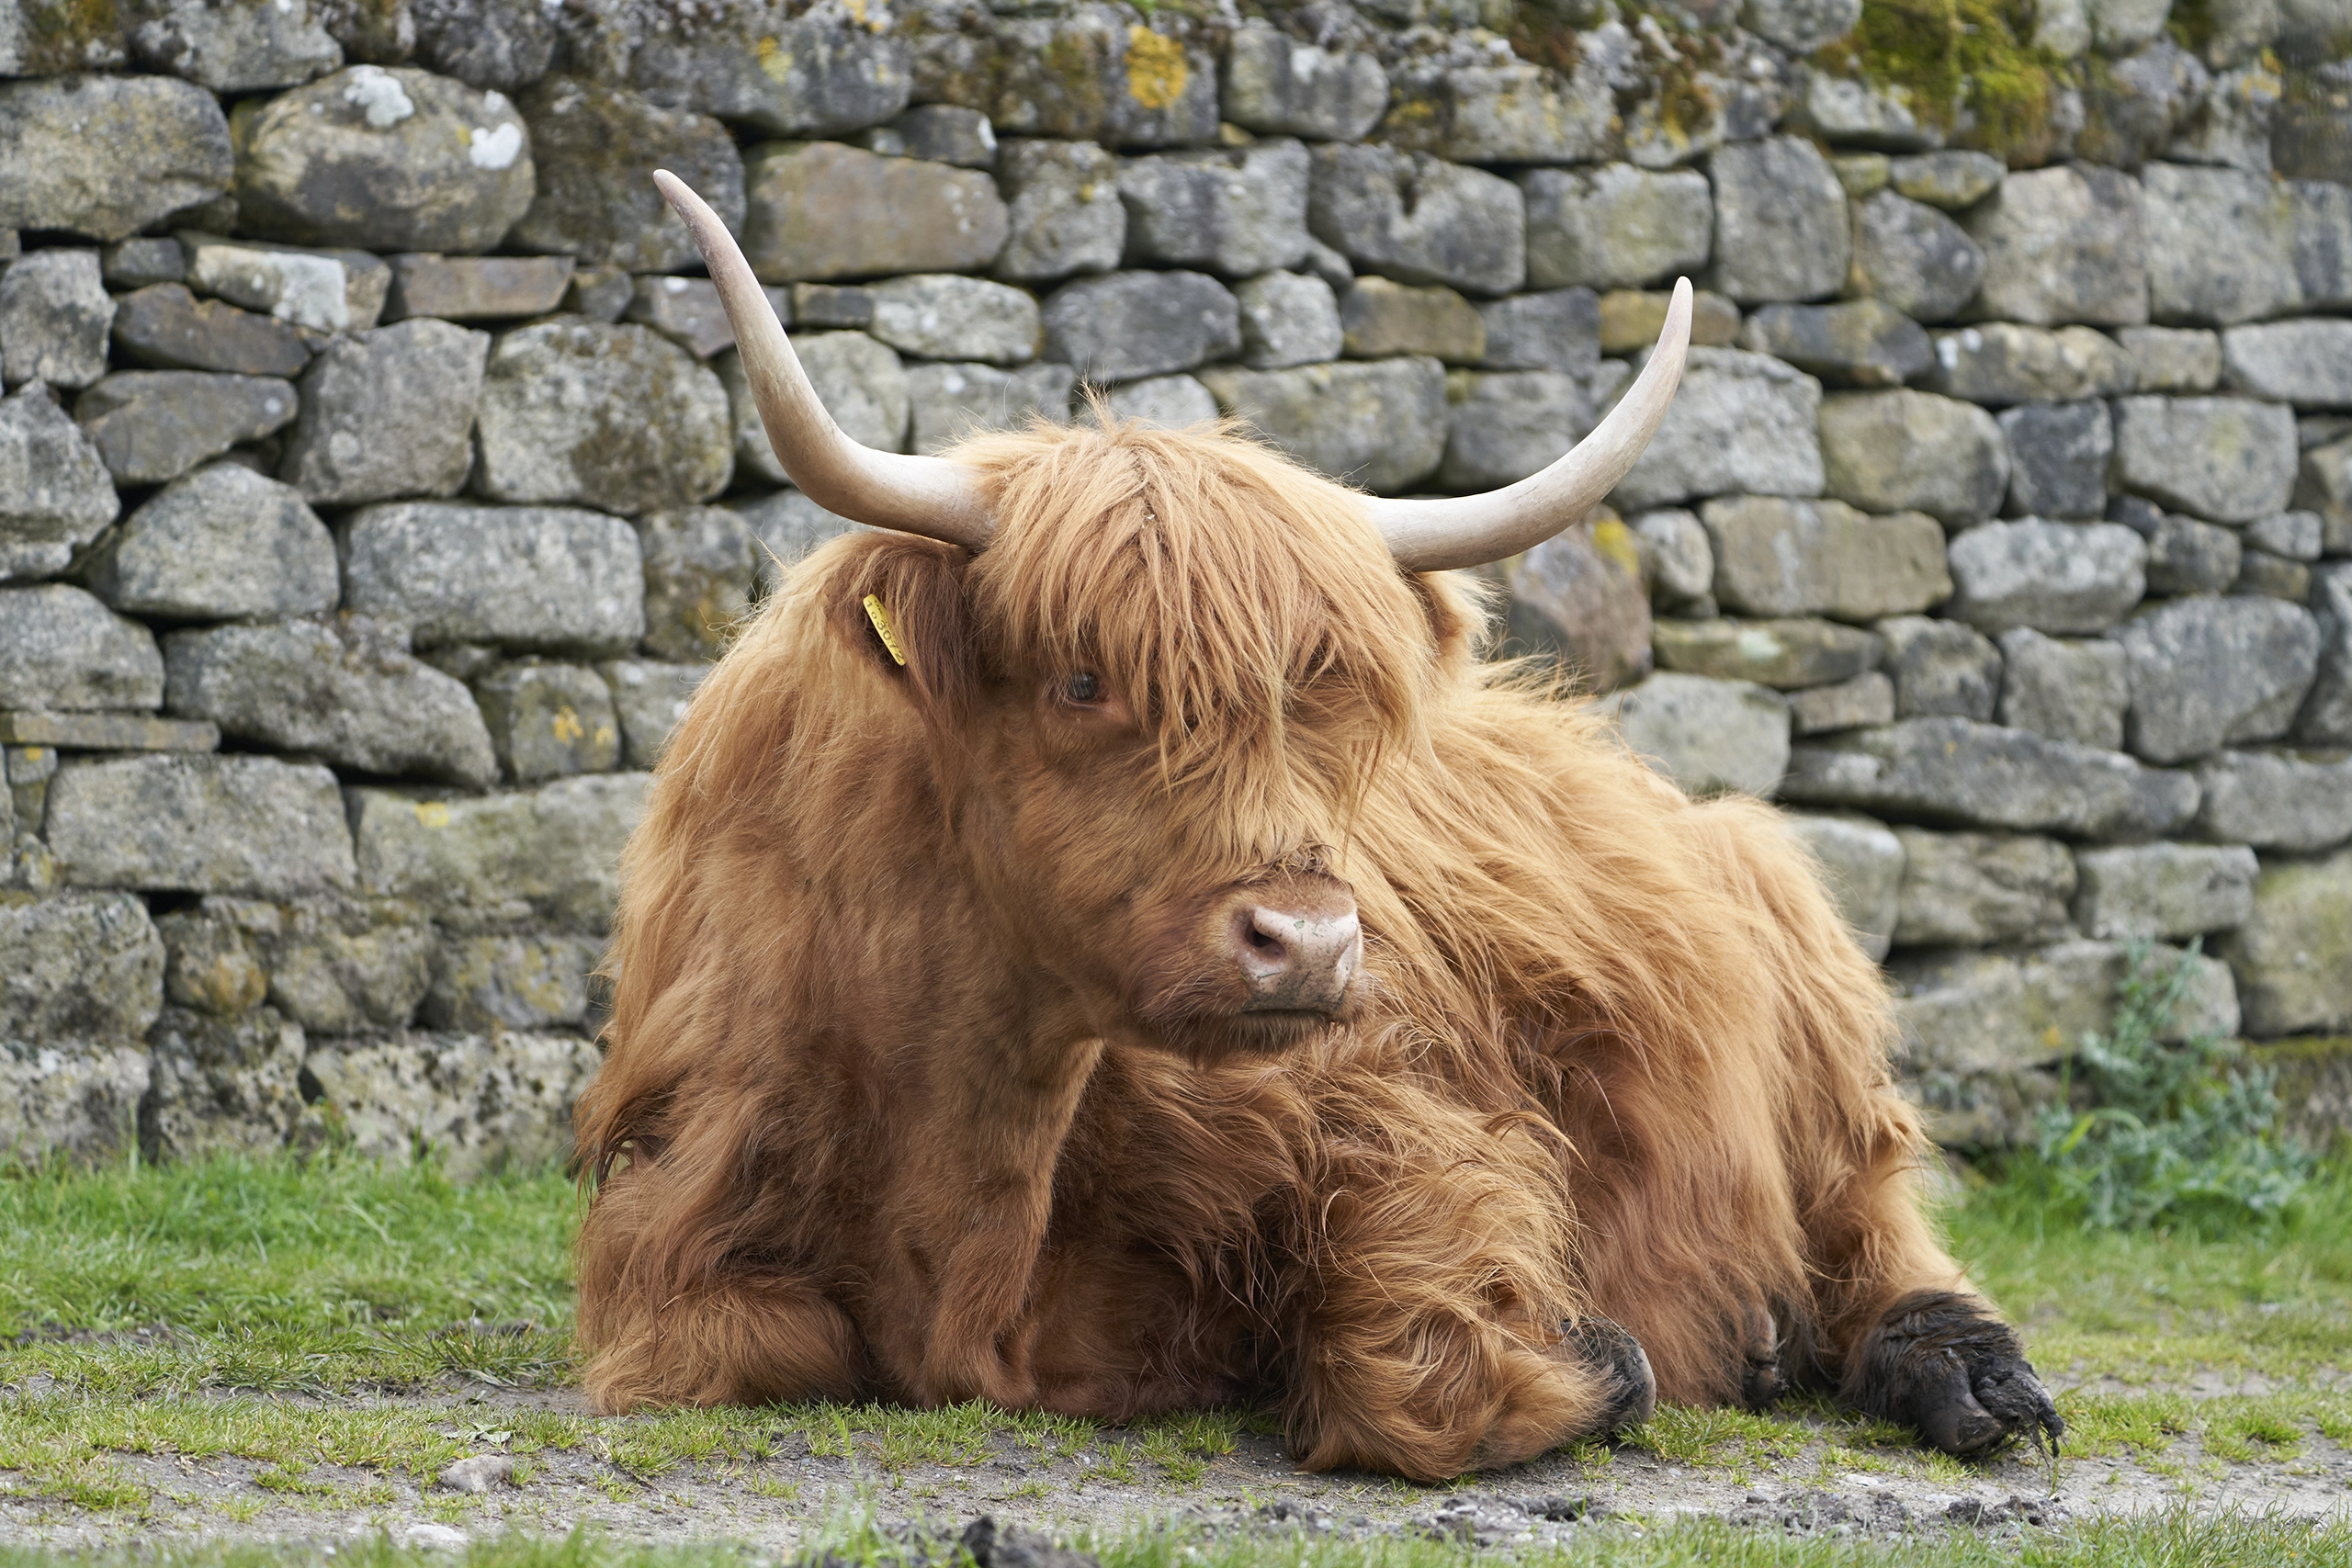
[624,276,736,361]
[85,466,334,623]
[423,932,605,1033]
[182,232,390,333]
[1819,389,2009,528]
[76,372,298,487]
[1743,0,1865,52]
[599,660,707,770]
[280,318,489,505]
[141,1005,305,1163]
[1739,300,1933,389]
[2142,162,2304,326]
[866,275,1042,367]
[382,254,572,325]
[2114,595,2323,762]
[302,1028,601,1179]
[2076,38,2210,170]
[343,502,643,654]
[2130,504,2245,595]
[0,250,113,391]
[1653,616,1881,690]
[1927,323,2138,407]
[1946,518,2147,636]
[348,773,650,932]
[862,106,998,169]
[1344,279,1485,363]
[128,0,338,90]
[1101,374,1218,430]
[1963,164,2149,327]
[743,142,1007,283]
[1439,371,1595,491]
[1119,139,1310,279]
[1389,54,1621,165]
[0,384,118,581]
[232,66,536,254]
[509,77,746,275]
[1600,287,1743,354]
[1708,137,1849,305]
[1700,495,1951,622]
[905,362,1078,456]
[2222,320,2352,409]
[1782,716,2199,838]
[473,662,621,784]
[1877,615,2004,721]
[1607,672,1789,797]
[0,584,163,713]
[1847,190,1985,324]
[992,140,1125,285]
[2248,509,2324,561]
[635,506,753,664]
[789,284,870,330]
[1892,827,2076,947]
[0,75,232,243]
[2117,325,2222,392]
[411,0,553,91]
[724,333,909,484]
[1631,506,1713,604]
[1998,401,2112,519]
[109,284,311,378]
[1501,518,1655,695]
[475,321,733,514]
[1221,27,1387,142]
[1308,144,1525,297]
[0,891,163,1043]
[2075,841,2260,940]
[1521,164,1712,292]
[1236,271,1342,370]
[2299,437,2352,555]
[1784,808,1903,961]
[1612,347,1824,512]
[2221,846,2352,1035]
[733,488,865,593]
[163,615,497,789]
[1888,151,2006,209]
[913,8,1216,149]
[2193,748,2352,851]
[1996,626,2132,750]
[48,754,355,896]
[0,1042,151,1166]
[2113,394,2300,522]
[1792,74,1938,156]
[1197,358,1447,495]
[631,11,908,135]
[103,240,186,291]
[161,892,432,1036]
[1476,288,1600,376]
[2299,561,2352,743]
[1789,671,1898,735]
[1894,939,2239,1080]
[1043,271,1239,383]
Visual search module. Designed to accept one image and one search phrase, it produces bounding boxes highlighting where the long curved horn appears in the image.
[1363,278,1693,571]
[653,170,992,547]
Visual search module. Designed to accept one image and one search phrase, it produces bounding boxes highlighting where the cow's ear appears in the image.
[832,533,978,725]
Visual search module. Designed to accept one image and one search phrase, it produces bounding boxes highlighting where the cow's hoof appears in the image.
[1845,1291,2063,1460]
[1563,1315,1656,1434]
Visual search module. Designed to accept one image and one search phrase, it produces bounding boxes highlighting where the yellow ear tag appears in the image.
[862,593,908,666]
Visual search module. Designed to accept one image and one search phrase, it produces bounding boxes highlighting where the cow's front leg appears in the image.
[1843,1291,2063,1459]
[1275,1077,1643,1480]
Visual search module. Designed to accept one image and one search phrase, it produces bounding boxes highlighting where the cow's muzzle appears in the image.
[1230,894,1363,1017]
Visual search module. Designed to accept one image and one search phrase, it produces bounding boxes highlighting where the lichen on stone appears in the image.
[1813,0,2065,163]
[1125,23,1189,109]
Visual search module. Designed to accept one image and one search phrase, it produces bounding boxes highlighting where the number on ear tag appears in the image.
[862,593,908,666]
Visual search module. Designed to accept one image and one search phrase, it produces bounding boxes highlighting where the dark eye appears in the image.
[1065,671,1102,704]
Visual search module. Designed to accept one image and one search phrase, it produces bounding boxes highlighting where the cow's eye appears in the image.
[1065,671,1102,704]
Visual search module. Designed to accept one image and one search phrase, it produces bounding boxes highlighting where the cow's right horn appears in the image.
[653,171,993,548]
[1360,278,1692,572]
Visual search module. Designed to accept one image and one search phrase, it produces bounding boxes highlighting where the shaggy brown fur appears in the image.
[575,418,2055,1478]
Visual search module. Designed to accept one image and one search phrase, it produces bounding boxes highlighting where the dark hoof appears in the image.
[1845,1291,2064,1461]
[1562,1315,1657,1434]
[1737,1302,1788,1413]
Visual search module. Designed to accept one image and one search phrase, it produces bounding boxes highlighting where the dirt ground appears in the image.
[5,1371,2348,1556]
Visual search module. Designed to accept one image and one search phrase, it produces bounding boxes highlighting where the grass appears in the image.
[1,1151,2347,1554]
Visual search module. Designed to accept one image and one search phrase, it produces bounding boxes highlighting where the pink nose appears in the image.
[1234,903,1363,1014]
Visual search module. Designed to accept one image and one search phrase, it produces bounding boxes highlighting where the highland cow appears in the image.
[571,173,2062,1480]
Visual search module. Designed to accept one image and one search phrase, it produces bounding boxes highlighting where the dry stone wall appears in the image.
[3,0,2350,1169]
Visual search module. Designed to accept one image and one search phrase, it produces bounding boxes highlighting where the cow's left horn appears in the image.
[1362,278,1693,572]
[652,171,992,547]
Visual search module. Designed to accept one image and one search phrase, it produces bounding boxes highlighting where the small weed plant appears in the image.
[2013,941,2315,1233]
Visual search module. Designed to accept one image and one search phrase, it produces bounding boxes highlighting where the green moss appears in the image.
[19,0,123,73]
[1505,2,1583,74]
[1815,0,2067,164]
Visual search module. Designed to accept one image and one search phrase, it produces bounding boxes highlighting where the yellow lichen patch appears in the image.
[413,800,451,829]
[550,706,585,744]
[1125,26,1189,112]
[1589,514,1643,580]
[757,34,794,85]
